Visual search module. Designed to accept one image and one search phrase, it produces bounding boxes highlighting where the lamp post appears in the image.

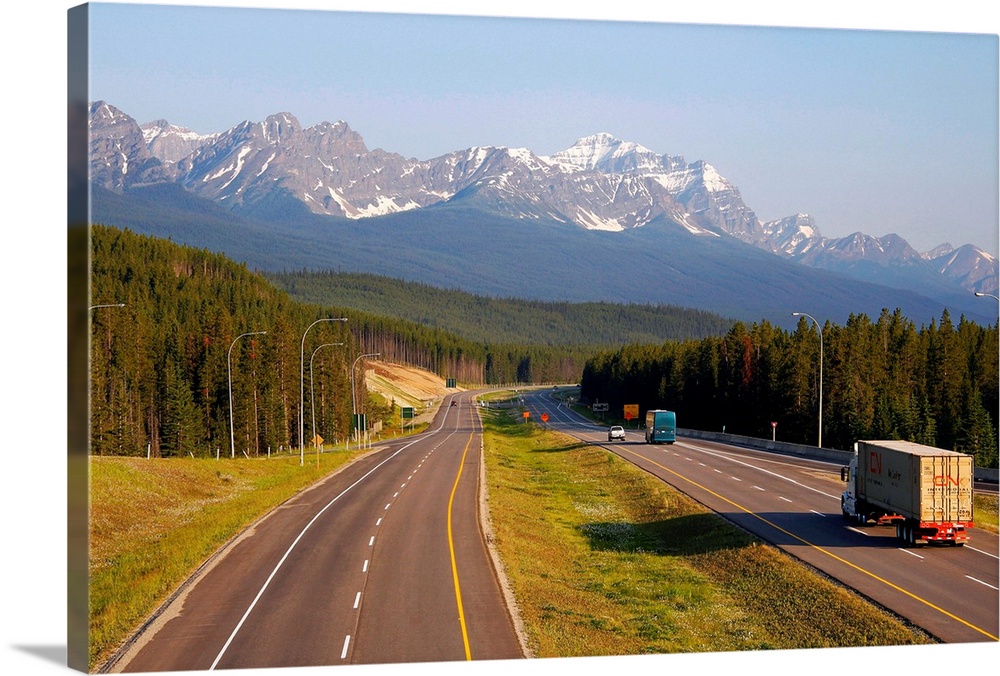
[792,311,823,449]
[89,303,126,311]
[300,318,348,465]
[974,291,1000,302]
[351,352,380,443]
[310,342,344,451]
[229,331,266,458]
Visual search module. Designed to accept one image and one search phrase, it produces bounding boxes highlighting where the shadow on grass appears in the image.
[579,513,753,557]
[531,441,593,454]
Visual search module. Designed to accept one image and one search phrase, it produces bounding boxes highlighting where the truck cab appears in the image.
[839,456,859,520]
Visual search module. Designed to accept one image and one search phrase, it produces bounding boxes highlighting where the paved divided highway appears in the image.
[106,394,523,672]
[104,386,997,673]
[523,389,999,645]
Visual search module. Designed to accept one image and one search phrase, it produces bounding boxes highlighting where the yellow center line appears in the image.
[620,446,998,642]
[447,406,475,660]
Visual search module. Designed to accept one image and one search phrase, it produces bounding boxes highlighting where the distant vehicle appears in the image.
[841,440,973,546]
[608,425,625,442]
[450,400,457,407]
[644,410,676,444]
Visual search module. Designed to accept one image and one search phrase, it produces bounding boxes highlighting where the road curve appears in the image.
[104,392,523,672]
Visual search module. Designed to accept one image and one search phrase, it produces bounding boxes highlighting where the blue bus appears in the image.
[644,409,676,444]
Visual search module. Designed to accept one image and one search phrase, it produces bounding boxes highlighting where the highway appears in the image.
[104,393,523,672]
[523,389,1000,646]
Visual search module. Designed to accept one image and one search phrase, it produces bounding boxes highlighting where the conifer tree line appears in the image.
[580,310,999,469]
[89,226,584,456]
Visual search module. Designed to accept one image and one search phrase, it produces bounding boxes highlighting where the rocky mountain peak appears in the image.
[86,102,998,297]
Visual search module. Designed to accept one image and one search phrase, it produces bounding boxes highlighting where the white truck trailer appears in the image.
[840,440,974,546]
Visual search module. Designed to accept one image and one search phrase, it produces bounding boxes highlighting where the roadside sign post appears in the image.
[592,401,608,420]
[624,404,639,427]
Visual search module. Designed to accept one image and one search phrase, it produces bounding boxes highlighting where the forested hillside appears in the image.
[266,270,735,346]
[581,310,999,468]
[89,226,589,457]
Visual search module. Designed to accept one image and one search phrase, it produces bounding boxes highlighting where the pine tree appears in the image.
[161,359,206,457]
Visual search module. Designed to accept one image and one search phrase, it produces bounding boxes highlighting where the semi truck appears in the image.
[840,440,974,546]
[644,409,676,444]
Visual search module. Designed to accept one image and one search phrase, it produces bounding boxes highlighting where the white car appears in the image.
[608,425,625,441]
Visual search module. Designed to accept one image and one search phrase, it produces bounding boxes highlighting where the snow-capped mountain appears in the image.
[87,101,998,299]
[923,244,999,294]
[141,120,219,166]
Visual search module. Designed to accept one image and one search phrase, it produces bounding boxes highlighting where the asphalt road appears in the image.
[105,393,523,672]
[524,389,1000,646]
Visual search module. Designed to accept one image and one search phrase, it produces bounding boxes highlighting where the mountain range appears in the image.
[87,100,997,328]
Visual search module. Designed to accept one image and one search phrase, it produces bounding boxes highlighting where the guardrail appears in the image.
[677,428,999,483]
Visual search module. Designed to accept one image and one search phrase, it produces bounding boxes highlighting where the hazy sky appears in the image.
[86,1,999,254]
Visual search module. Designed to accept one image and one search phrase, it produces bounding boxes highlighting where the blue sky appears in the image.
[83,1,998,254]
[82,1,999,255]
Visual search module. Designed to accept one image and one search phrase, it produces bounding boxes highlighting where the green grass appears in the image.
[480,405,931,657]
[975,492,999,534]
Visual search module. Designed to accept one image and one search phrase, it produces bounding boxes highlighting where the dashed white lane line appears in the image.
[340,635,351,659]
[966,575,999,591]
[353,592,361,609]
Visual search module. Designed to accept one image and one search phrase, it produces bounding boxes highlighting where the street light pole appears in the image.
[974,291,1000,302]
[300,318,348,465]
[792,312,823,449]
[229,331,266,458]
[351,352,380,443]
[89,303,126,311]
[310,342,344,451]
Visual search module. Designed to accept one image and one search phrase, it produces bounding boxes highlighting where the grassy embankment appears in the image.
[478,393,932,656]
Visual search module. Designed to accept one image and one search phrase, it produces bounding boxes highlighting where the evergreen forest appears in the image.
[89,225,997,469]
[89,226,592,457]
[580,312,999,468]
[266,269,735,346]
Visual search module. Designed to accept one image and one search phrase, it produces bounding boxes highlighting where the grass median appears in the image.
[480,405,932,657]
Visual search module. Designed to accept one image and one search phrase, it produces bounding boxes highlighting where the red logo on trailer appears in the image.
[870,451,882,475]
